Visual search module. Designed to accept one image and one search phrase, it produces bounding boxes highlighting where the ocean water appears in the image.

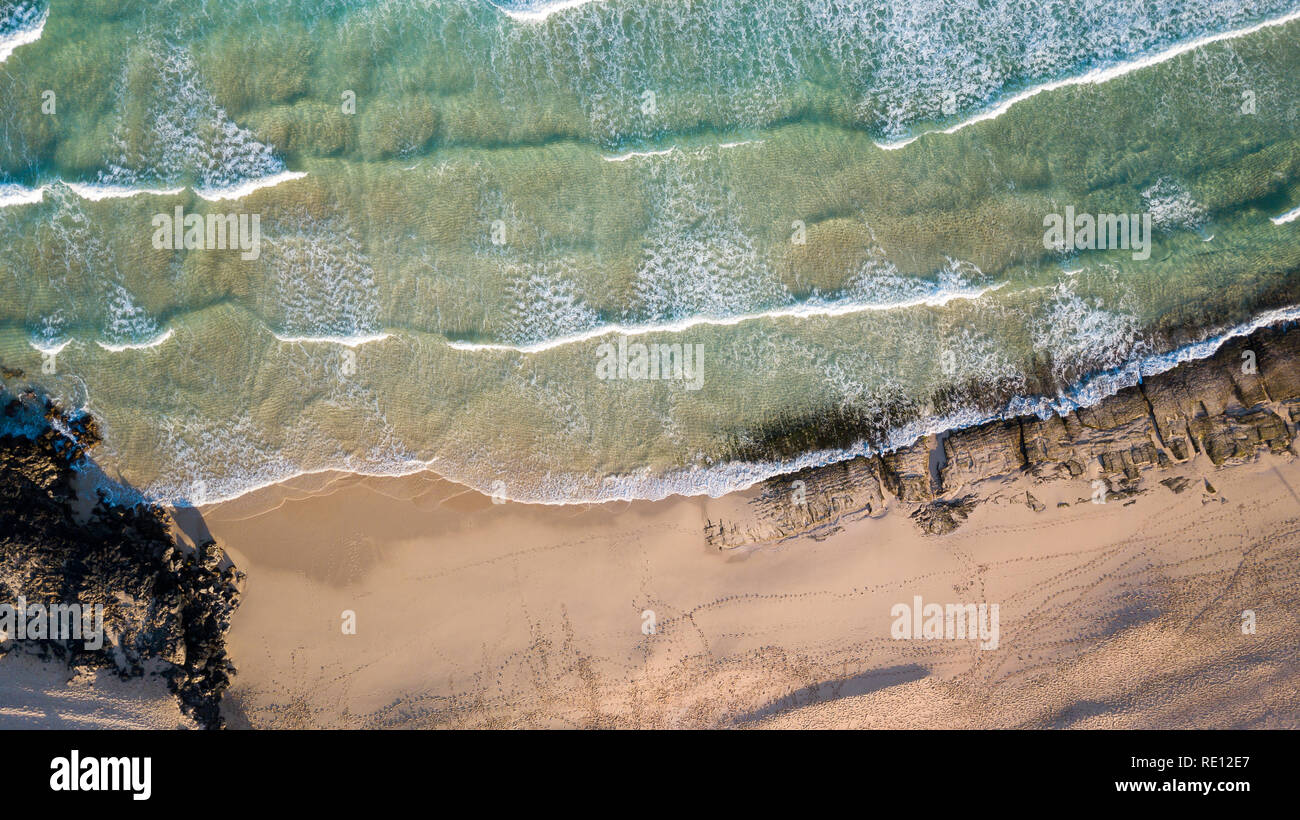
[0,0,1298,505]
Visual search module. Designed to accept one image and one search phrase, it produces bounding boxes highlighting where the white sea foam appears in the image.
[95,328,174,352]
[493,0,1299,147]
[449,283,1004,353]
[602,140,763,162]
[501,258,600,346]
[193,171,307,201]
[603,147,679,162]
[489,0,606,23]
[0,183,45,207]
[634,161,791,321]
[64,182,186,201]
[1032,281,1143,380]
[0,4,45,63]
[270,331,392,347]
[7,174,301,206]
[100,284,164,350]
[68,172,304,202]
[1030,302,1300,416]
[877,8,1300,150]
[1272,205,1300,225]
[95,43,294,196]
[260,211,383,342]
[1143,178,1209,231]
[509,303,1300,505]
[155,302,1300,508]
[28,338,70,355]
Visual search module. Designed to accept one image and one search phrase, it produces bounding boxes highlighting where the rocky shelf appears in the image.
[707,322,1300,548]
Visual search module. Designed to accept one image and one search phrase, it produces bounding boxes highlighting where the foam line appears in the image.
[603,140,764,162]
[28,338,70,355]
[271,331,392,348]
[1272,205,1300,225]
[6,174,305,206]
[174,303,1300,509]
[194,171,307,201]
[0,184,45,207]
[877,9,1300,151]
[65,183,186,201]
[0,6,46,63]
[603,147,679,162]
[448,283,1005,354]
[95,329,174,352]
[489,0,605,23]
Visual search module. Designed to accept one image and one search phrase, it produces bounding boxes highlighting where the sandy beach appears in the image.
[6,321,1298,730]
[202,445,1300,729]
[3,0,1300,751]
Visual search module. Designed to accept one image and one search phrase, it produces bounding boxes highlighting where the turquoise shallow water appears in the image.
[0,0,1298,504]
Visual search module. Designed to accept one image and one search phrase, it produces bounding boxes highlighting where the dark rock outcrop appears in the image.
[910,495,978,535]
[712,322,1300,545]
[0,375,242,729]
[705,458,886,548]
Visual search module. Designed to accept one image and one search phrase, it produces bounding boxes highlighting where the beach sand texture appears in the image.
[204,447,1300,729]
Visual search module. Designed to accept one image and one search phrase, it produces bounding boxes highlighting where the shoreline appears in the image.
[169,303,1300,510]
[203,422,1300,729]
[203,312,1300,546]
[198,320,1300,727]
[6,289,1300,728]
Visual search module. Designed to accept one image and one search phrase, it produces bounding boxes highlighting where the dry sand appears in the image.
[0,652,195,729]
[199,449,1300,729]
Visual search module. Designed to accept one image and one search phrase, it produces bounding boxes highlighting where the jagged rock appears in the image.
[712,322,1300,541]
[708,458,887,549]
[880,442,935,502]
[704,518,753,550]
[1020,415,1087,480]
[1190,408,1290,466]
[941,420,1025,490]
[1025,492,1045,512]
[910,496,977,535]
[0,379,241,729]
[1160,476,1191,494]
[1254,329,1300,402]
[1101,478,1147,503]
